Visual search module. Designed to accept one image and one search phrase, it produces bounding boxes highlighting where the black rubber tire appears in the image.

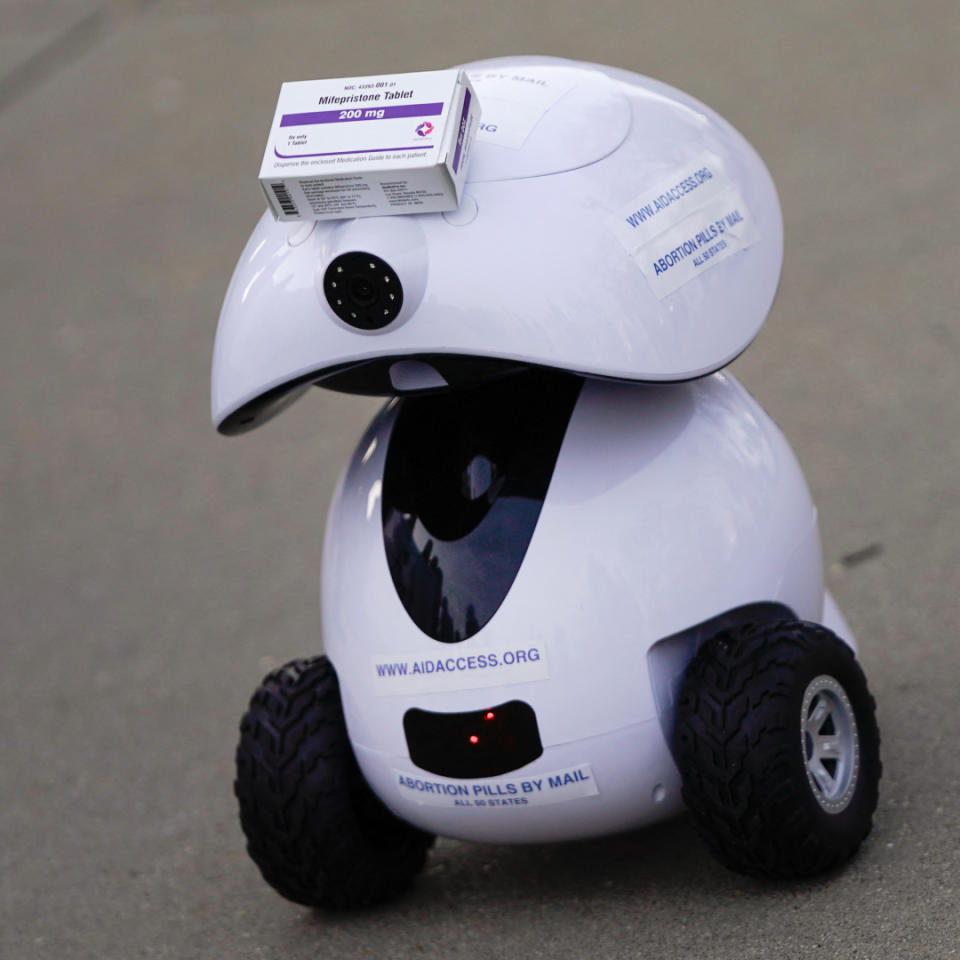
[235,656,435,908]
[675,620,881,880]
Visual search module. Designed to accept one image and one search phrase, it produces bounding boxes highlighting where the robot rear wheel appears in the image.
[235,656,434,907]
[675,620,881,879]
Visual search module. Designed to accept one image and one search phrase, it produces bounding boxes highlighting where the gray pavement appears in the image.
[2,1,959,957]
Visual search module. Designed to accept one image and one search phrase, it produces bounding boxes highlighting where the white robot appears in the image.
[212,57,880,907]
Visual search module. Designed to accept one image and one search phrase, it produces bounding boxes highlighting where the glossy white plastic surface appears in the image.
[322,373,833,843]
[463,62,632,180]
[211,56,783,431]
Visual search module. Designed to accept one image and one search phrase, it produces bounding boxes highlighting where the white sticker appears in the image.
[467,67,581,149]
[609,153,759,297]
[371,645,549,696]
[467,67,581,110]
[633,189,759,298]
[471,101,545,150]
[609,154,730,254]
[395,762,599,808]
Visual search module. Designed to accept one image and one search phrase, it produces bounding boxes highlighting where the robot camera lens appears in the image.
[348,275,378,307]
[324,252,403,331]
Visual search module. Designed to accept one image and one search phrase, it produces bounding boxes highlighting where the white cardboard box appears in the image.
[259,69,480,221]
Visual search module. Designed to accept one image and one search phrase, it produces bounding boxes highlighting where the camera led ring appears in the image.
[323,252,404,331]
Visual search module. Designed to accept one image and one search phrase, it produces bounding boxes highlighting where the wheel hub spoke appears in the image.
[809,760,837,794]
[815,734,842,758]
[807,697,829,730]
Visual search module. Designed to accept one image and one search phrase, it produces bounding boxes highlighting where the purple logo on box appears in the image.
[416,121,434,137]
[452,88,471,173]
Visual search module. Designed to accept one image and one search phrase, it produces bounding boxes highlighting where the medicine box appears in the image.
[259,68,480,221]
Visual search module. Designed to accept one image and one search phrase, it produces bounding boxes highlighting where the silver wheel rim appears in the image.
[801,674,859,814]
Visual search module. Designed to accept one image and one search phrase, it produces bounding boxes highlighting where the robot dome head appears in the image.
[212,56,783,434]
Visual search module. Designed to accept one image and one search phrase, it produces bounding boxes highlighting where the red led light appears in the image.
[485,711,495,721]
[469,735,479,745]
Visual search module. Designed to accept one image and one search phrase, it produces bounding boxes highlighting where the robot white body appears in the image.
[325,371,849,843]
[214,58,880,906]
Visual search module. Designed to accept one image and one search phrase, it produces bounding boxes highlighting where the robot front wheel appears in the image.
[675,620,882,880]
[234,656,435,908]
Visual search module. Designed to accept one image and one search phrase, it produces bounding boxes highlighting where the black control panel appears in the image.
[403,700,543,779]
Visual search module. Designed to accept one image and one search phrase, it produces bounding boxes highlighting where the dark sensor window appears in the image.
[404,700,543,779]
[382,370,582,643]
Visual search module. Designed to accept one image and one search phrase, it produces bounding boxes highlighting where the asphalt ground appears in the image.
[2,2,958,957]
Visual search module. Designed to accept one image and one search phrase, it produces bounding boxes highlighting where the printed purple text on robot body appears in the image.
[394,762,599,808]
[609,152,760,298]
[371,645,548,695]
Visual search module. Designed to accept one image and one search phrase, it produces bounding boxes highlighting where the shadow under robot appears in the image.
[212,57,881,908]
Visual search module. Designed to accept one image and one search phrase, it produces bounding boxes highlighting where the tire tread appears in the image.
[675,621,880,880]
[235,656,434,907]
